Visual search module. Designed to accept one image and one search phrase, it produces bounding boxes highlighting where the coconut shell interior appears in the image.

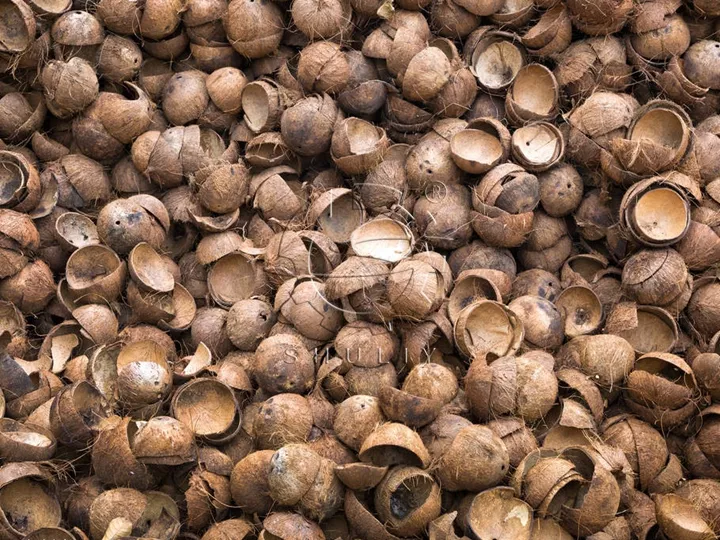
[350,220,413,263]
[173,379,237,436]
[631,187,689,243]
[473,40,524,90]
[0,478,62,534]
[459,302,519,357]
[317,193,364,243]
[512,65,556,115]
[615,308,677,353]
[207,253,256,306]
[513,123,561,165]
[555,286,603,338]
[0,159,23,205]
[451,129,503,168]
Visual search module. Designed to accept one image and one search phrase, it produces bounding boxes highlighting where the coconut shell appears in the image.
[466,487,533,540]
[622,248,687,306]
[0,463,61,538]
[254,393,314,450]
[359,422,431,468]
[261,512,325,540]
[557,334,635,387]
[281,94,339,157]
[469,29,526,92]
[453,300,524,359]
[0,418,56,462]
[229,450,275,514]
[91,416,157,489]
[40,58,99,119]
[374,466,441,537]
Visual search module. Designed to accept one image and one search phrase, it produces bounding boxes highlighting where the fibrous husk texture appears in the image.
[0,0,719,539]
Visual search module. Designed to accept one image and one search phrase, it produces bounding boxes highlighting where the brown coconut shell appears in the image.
[0,0,35,54]
[466,487,533,540]
[453,299,524,359]
[49,381,111,447]
[505,64,559,126]
[281,94,340,157]
[331,117,390,175]
[557,334,635,387]
[450,118,510,175]
[374,466,441,537]
[511,121,564,172]
[359,422,431,468]
[469,29,526,93]
[622,248,687,306]
[0,463,61,538]
[254,393,314,450]
[605,302,678,354]
[40,58,99,119]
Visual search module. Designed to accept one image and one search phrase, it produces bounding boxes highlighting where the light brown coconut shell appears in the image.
[405,119,467,191]
[207,253,265,308]
[308,188,365,244]
[511,121,564,172]
[0,418,56,462]
[555,286,603,338]
[386,258,445,321]
[254,333,315,394]
[334,394,385,451]
[610,100,691,177]
[128,242,175,294]
[359,422,431,468]
[40,58,99,119]
[505,63,559,126]
[374,466,441,537]
[624,352,697,429]
[655,493,715,540]
[226,298,275,351]
[522,3,572,56]
[557,334,635,387]
[297,41,349,96]
[466,487,533,540]
[0,94,46,145]
[331,117,390,175]
[448,269,506,322]
[253,393,314,450]
[605,302,678,354]
[453,299,524,359]
[469,29,526,92]
[413,183,474,250]
[0,463,61,538]
[434,424,509,492]
[241,80,295,134]
[281,94,340,157]
[622,248,687,306]
[508,295,564,350]
[621,179,691,247]
[171,378,238,438]
[0,0,36,54]
[335,462,388,492]
[260,512,325,540]
[450,118,510,174]
[466,354,558,422]
[91,416,157,489]
[350,218,413,263]
[245,132,298,169]
[54,212,99,251]
[229,450,275,514]
[49,380,111,448]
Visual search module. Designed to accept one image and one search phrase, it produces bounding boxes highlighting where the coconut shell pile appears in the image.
[7,1,720,540]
